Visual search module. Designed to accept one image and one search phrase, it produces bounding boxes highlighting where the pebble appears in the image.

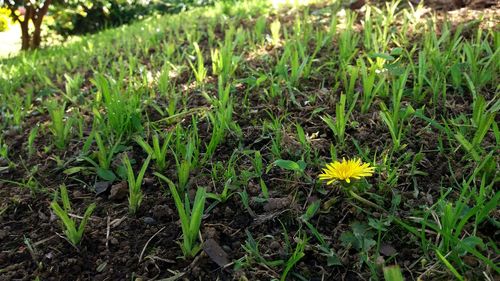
[224,206,234,217]
[110,237,119,245]
[269,241,281,250]
[222,245,231,252]
[0,230,7,240]
[143,177,154,187]
[142,217,157,225]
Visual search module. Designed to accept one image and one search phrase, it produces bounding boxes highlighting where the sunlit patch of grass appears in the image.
[0,0,498,279]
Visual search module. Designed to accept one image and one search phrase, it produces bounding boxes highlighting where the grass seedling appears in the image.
[27,125,39,158]
[270,19,281,46]
[92,74,142,138]
[418,182,499,274]
[188,42,207,85]
[211,27,240,85]
[321,94,356,147]
[281,233,308,281]
[46,100,72,149]
[7,94,24,127]
[204,101,233,163]
[82,131,122,181]
[379,69,414,150]
[240,230,284,269]
[154,173,206,258]
[135,131,172,171]
[358,58,385,113]
[172,124,200,193]
[123,154,151,215]
[50,185,96,246]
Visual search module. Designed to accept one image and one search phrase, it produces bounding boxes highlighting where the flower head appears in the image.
[318,158,374,185]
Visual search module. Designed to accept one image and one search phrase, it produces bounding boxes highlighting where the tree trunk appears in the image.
[19,20,30,50]
[31,0,52,49]
[32,21,43,49]
[7,0,52,51]
[19,5,34,50]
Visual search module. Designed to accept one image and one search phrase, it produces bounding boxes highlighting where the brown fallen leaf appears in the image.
[203,238,229,267]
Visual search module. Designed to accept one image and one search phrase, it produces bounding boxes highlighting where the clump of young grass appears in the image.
[155,173,206,258]
[51,185,96,246]
[123,154,151,215]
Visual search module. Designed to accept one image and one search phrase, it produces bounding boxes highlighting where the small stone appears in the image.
[110,237,119,245]
[376,255,385,266]
[142,217,157,225]
[224,206,234,217]
[380,244,397,256]
[38,211,48,221]
[143,177,154,187]
[73,190,83,198]
[269,241,281,250]
[108,181,128,201]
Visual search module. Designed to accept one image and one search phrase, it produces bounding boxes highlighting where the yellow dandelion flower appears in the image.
[318,158,375,185]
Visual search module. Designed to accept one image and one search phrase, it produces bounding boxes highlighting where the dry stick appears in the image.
[105,215,111,249]
[33,235,57,247]
[68,213,99,222]
[139,226,166,263]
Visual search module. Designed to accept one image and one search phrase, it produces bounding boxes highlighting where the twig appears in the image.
[139,226,166,263]
[105,215,111,249]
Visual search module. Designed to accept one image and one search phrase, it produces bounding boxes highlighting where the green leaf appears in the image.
[97,168,116,181]
[383,265,404,281]
[327,252,342,266]
[63,166,87,175]
[302,201,320,221]
[270,159,304,172]
[436,249,464,281]
[369,52,395,61]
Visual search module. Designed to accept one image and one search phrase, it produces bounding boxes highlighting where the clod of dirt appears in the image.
[151,205,173,219]
[203,238,229,267]
[380,244,397,256]
[263,196,291,212]
[204,226,220,241]
[108,181,128,201]
[4,127,19,137]
[349,0,365,9]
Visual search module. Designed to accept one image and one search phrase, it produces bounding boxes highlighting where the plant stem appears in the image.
[348,189,384,211]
